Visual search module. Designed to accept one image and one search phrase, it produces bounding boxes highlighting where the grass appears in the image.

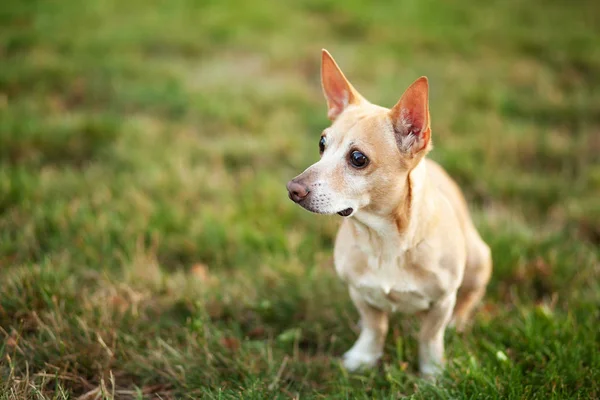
[1,0,599,398]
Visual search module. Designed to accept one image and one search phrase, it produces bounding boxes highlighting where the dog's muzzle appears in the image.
[287,179,354,217]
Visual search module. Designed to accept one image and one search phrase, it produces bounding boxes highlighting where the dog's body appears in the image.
[287,50,492,377]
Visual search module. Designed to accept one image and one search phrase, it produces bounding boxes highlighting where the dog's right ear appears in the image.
[321,49,363,120]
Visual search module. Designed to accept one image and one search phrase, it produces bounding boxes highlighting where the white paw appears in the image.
[342,349,381,372]
[420,362,443,380]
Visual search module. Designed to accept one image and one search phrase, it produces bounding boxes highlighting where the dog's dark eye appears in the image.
[349,151,369,168]
[319,136,326,154]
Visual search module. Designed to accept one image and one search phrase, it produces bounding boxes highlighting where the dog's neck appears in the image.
[350,159,434,252]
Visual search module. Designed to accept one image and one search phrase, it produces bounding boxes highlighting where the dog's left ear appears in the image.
[390,77,431,156]
[321,49,364,120]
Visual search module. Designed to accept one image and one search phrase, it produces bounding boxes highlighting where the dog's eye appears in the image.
[349,151,369,168]
[319,136,326,154]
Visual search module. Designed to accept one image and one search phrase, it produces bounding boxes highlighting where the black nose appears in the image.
[286,180,310,203]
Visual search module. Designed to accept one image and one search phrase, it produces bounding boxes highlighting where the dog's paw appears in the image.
[419,363,443,381]
[342,349,381,372]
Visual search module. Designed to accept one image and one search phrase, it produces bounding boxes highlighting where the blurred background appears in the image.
[1,0,599,398]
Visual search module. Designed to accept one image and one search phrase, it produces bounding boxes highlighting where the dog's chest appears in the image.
[351,252,433,314]
[350,271,432,314]
[334,215,439,314]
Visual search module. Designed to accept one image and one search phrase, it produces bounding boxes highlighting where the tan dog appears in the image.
[286,50,492,377]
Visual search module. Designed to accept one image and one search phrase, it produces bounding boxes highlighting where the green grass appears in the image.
[1,0,599,398]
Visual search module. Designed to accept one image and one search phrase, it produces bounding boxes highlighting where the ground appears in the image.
[1,0,599,398]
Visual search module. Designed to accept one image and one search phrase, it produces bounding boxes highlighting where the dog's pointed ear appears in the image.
[389,77,431,156]
[321,49,363,120]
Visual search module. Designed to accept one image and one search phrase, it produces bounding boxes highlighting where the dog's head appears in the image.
[287,50,432,218]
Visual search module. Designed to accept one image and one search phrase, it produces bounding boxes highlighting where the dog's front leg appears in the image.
[342,286,389,371]
[418,293,456,378]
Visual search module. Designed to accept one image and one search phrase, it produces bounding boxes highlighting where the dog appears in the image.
[286,50,492,378]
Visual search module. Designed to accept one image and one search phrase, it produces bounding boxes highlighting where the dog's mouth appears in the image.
[337,208,354,217]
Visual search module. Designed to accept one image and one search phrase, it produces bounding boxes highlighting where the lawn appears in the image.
[1,0,599,398]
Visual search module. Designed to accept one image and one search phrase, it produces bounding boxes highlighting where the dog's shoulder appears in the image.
[424,158,476,235]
